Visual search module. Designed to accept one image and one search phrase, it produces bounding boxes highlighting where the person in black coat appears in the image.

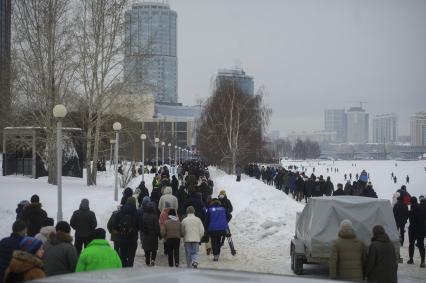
[218,190,233,222]
[176,185,188,217]
[70,199,97,254]
[324,177,334,196]
[0,221,26,281]
[360,183,378,198]
[113,197,139,267]
[121,187,134,206]
[333,183,346,196]
[21,195,47,237]
[183,192,206,223]
[136,182,149,208]
[407,197,425,267]
[304,175,315,202]
[141,203,160,266]
[171,175,179,197]
[393,196,409,246]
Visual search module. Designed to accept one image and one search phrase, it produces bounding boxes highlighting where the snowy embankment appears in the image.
[201,167,304,274]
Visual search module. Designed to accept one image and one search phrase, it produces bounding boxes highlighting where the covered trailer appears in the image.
[290,196,400,275]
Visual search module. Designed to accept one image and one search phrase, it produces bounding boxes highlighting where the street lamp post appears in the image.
[161,141,165,165]
[53,104,67,222]
[178,147,181,164]
[140,134,146,181]
[109,139,115,168]
[113,122,122,201]
[168,143,171,164]
[155,138,159,168]
[174,145,177,165]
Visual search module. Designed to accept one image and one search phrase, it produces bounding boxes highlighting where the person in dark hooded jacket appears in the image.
[70,199,97,254]
[176,185,188,217]
[183,192,206,223]
[113,197,139,267]
[136,182,149,208]
[141,203,160,266]
[171,175,179,197]
[324,177,334,196]
[21,195,47,237]
[407,197,425,267]
[365,225,397,283]
[393,196,409,246]
[333,183,346,196]
[121,187,134,206]
[43,221,77,276]
[0,221,26,281]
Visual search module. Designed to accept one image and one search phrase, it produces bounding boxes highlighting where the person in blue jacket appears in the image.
[205,199,229,261]
[0,221,27,281]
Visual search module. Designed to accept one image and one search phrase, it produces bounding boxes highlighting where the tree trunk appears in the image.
[90,114,103,185]
[86,125,93,186]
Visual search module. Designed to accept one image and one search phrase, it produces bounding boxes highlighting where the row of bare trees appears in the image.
[11,0,135,185]
[196,80,270,173]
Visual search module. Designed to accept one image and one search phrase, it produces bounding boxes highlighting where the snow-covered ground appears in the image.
[0,160,425,282]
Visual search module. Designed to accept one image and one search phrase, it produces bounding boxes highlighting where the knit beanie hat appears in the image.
[55,221,71,234]
[340,219,353,231]
[30,194,39,203]
[80,198,89,209]
[91,228,106,240]
[12,220,26,233]
[126,197,136,206]
[186,206,195,214]
[43,217,54,227]
[20,237,43,255]
[372,225,385,236]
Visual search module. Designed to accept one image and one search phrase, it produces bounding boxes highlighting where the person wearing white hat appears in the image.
[329,219,365,281]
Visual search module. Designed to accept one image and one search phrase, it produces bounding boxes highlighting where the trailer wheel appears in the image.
[291,244,303,275]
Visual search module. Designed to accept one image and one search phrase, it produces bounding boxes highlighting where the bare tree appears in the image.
[197,80,270,173]
[12,0,76,184]
[74,0,130,185]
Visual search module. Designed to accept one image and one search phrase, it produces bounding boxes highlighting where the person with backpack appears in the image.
[15,201,29,221]
[171,175,179,197]
[136,182,149,208]
[107,206,121,254]
[159,187,178,212]
[113,197,139,267]
[161,210,182,267]
[0,221,27,281]
[141,202,160,266]
[70,199,97,254]
[43,221,77,276]
[393,196,409,247]
[21,195,47,237]
[75,228,122,272]
[398,185,411,206]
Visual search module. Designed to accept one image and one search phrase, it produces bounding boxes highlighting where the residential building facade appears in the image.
[410,112,426,146]
[324,109,347,143]
[372,113,398,143]
[346,107,369,144]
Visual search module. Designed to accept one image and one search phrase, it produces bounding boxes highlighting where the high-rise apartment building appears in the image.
[324,109,347,143]
[410,112,426,146]
[346,107,369,143]
[124,1,177,103]
[0,0,11,132]
[216,68,254,96]
[372,113,397,143]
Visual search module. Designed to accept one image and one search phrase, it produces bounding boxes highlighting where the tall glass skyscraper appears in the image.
[216,68,254,96]
[0,0,11,130]
[124,1,177,103]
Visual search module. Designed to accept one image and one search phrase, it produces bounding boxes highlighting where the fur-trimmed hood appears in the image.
[338,227,356,239]
[48,231,73,245]
[8,250,43,274]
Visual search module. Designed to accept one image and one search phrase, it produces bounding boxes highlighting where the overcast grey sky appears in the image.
[168,0,426,136]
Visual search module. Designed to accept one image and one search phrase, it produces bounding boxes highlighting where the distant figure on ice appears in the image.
[393,176,397,184]
[327,168,329,173]
[355,173,359,180]
[344,173,347,180]
[349,173,352,180]
[391,172,394,179]
[235,164,242,182]
[406,175,410,184]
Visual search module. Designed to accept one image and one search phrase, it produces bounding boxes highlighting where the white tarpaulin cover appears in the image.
[295,196,399,258]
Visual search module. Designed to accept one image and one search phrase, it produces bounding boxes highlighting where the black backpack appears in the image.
[118,213,134,237]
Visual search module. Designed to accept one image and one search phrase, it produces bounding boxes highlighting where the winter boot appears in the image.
[407,258,414,264]
[150,260,155,266]
[206,248,212,255]
[192,262,198,268]
[421,261,425,268]
[213,255,219,261]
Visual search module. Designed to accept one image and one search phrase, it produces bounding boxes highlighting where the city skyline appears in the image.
[168,0,426,136]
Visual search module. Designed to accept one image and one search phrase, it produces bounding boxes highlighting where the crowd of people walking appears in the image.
[0,161,234,282]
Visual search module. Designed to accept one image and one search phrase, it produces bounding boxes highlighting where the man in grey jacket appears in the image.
[43,221,78,276]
